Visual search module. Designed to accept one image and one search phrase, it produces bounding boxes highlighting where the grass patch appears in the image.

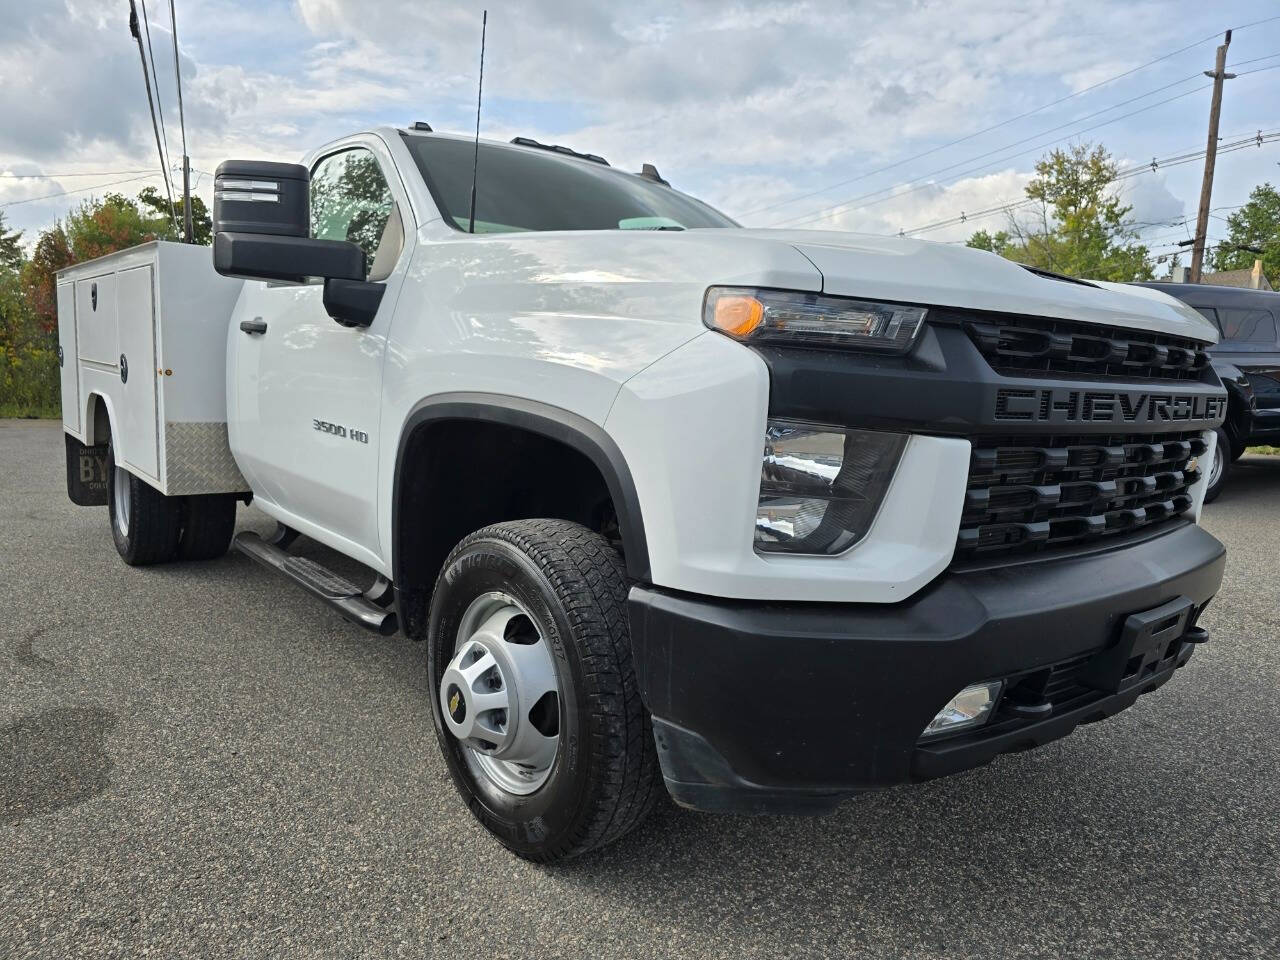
[1246,445,1280,456]
[0,403,60,419]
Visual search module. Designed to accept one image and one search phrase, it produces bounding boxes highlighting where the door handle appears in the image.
[240,318,268,335]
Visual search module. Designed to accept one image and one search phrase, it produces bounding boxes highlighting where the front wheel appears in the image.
[1203,426,1231,504]
[427,519,662,862]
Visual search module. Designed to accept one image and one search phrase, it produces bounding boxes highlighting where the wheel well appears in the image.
[394,416,636,640]
[1223,389,1251,450]
[86,393,112,445]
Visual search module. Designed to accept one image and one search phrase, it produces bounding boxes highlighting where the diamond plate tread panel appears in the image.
[282,556,360,598]
[163,421,250,495]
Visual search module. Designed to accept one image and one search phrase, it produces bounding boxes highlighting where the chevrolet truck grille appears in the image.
[957,431,1207,558]
[965,316,1210,381]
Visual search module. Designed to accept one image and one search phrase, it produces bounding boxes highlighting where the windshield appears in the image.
[401,134,738,234]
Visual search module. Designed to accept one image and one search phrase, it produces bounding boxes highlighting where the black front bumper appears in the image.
[629,523,1225,814]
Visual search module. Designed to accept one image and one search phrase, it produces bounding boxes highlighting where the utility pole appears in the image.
[169,0,193,243]
[1190,30,1235,283]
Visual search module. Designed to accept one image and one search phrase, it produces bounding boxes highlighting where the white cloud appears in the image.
[823,168,1036,242]
[0,0,1274,243]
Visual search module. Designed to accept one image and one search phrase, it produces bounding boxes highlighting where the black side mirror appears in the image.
[324,278,386,328]
[212,159,366,288]
[213,160,309,236]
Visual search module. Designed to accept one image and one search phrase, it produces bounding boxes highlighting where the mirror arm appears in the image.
[323,278,386,328]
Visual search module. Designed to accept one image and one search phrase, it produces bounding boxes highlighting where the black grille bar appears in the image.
[957,431,1207,558]
[965,315,1210,381]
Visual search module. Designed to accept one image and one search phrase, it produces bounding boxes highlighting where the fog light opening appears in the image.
[921,680,1004,739]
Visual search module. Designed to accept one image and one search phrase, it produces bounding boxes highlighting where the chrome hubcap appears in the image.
[1209,443,1224,488]
[113,464,131,538]
[441,592,560,795]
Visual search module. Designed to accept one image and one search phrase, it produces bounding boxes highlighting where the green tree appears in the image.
[0,214,60,417]
[1210,182,1280,286]
[0,212,23,273]
[966,229,1012,256]
[22,190,166,333]
[6,183,211,417]
[19,224,71,335]
[64,192,161,261]
[966,143,1153,281]
[136,185,213,245]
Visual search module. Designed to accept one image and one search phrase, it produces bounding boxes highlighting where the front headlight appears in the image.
[755,421,907,555]
[704,286,928,353]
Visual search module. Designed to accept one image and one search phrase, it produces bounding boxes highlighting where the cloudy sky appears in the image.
[1,0,1278,263]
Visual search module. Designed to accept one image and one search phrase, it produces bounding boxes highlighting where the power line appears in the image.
[775,56,1280,234]
[127,0,178,236]
[0,169,153,179]
[0,173,161,209]
[1233,62,1280,79]
[898,130,1280,237]
[1229,13,1280,32]
[1227,51,1280,69]
[736,18,1280,220]
[139,0,175,204]
[917,132,1278,236]
[771,82,1214,229]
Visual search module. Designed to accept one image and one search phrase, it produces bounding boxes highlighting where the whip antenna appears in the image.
[467,10,487,234]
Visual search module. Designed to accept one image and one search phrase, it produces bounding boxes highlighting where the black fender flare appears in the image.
[1210,358,1254,446]
[391,393,652,588]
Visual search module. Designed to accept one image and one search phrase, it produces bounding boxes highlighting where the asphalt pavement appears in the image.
[2,418,1278,959]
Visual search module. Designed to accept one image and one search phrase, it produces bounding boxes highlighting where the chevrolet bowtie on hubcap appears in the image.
[440,591,560,796]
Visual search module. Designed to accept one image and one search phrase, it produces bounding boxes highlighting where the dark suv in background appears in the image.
[1138,282,1280,501]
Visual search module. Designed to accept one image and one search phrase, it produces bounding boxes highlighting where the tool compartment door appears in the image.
[75,272,118,366]
[116,264,160,480]
[56,281,80,433]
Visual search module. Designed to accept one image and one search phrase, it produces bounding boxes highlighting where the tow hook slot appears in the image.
[1003,690,1054,720]
[1083,596,1198,695]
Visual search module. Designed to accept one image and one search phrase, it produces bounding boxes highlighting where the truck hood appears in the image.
[729,229,1218,343]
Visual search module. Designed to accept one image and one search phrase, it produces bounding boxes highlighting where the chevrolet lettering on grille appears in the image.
[994,388,1226,425]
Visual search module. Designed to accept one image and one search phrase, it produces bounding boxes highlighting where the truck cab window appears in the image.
[310,148,399,278]
[1193,306,1218,329]
[400,133,737,234]
[1217,307,1278,346]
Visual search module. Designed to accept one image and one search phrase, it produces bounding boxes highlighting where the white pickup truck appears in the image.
[57,124,1228,861]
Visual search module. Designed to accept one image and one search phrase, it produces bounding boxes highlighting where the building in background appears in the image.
[1169,259,1273,290]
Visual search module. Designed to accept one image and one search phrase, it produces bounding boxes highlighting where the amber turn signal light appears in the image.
[710,294,765,338]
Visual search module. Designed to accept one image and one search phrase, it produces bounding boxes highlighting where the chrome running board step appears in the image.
[233,531,398,636]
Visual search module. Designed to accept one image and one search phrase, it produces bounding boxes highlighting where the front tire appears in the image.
[1204,426,1230,504]
[1229,433,1247,461]
[427,519,661,862]
[108,445,181,565]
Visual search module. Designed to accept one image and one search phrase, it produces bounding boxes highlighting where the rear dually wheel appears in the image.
[107,444,182,566]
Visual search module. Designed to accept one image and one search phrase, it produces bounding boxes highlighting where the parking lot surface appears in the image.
[2,418,1278,959]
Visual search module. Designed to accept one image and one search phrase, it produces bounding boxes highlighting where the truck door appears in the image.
[231,143,409,557]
